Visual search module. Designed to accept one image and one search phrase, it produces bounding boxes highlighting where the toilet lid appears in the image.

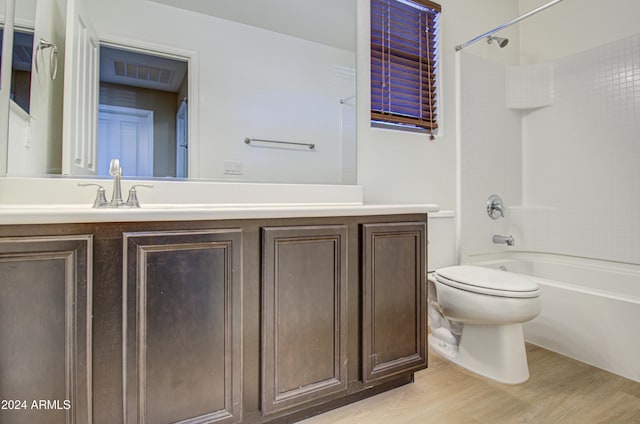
[435,265,540,298]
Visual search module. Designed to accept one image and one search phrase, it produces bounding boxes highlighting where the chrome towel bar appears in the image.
[244,137,315,150]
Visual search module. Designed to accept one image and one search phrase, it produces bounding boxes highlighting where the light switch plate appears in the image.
[224,160,243,175]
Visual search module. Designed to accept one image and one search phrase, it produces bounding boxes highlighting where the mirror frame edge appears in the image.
[0,0,16,176]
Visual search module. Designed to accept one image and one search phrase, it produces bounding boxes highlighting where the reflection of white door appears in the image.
[62,0,100,175]
[97,105,154,177]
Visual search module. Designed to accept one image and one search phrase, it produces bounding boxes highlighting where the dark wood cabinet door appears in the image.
[362,222,427,383]
[0,235,92,424]
[123,229,242,424]
[261,225,348,415]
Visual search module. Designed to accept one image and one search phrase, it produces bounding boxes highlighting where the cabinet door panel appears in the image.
[362,222,427,383]
[0,235,92,424]
[261,225,348,415]
[123,230,242,424]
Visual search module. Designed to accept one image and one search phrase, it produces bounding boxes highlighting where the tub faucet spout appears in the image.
[493,234,514,246]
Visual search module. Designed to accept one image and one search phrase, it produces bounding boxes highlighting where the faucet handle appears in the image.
[486,194,505,219]
[126,184,154,208]
[78,183,108,208]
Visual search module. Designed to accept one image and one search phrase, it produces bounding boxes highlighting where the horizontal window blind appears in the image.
[371,0,441,133]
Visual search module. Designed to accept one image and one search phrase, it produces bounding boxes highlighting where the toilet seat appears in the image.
[435,265,540,298]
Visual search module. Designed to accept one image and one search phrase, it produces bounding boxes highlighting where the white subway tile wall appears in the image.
[506,62,554,109]
[461,34,640,265]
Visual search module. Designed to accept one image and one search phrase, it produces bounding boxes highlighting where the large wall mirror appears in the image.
[1,0,357,185]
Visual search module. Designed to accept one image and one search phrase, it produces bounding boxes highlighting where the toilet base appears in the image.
[428,323,530,384]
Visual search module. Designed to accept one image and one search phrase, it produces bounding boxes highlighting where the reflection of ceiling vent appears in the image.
[113,60,174,85]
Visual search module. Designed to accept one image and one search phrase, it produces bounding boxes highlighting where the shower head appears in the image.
[487,35,509,48]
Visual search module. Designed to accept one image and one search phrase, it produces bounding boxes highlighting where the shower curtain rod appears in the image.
[454,0,566,52]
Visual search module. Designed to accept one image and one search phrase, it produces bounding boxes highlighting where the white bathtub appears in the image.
[467,252,640,383]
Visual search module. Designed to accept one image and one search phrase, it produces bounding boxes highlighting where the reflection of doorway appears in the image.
[97,105,154,177]
[98,45,188,177]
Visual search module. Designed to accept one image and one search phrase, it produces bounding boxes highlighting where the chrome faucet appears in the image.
[493,234,514,246]
[79,159,153,208]
[109,159,125,207]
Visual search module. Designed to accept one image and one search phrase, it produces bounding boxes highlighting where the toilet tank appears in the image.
[428,211,457,272]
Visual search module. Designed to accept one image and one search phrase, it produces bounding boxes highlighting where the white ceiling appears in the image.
[147,0,357,52]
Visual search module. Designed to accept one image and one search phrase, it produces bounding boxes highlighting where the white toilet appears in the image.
[428,265,541,384]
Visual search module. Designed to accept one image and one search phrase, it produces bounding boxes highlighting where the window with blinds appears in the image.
[371,0,441,134]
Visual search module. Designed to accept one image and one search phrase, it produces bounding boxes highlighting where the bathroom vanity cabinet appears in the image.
[0,213,427,424]
[122,229,243,424]
[0,235,93,424]
[261,225,349,415]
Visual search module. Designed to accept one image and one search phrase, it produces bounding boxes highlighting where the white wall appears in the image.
[356,0,520,208]
[519,0,640,64]
[84,0,355,184]
[355,0,522,269]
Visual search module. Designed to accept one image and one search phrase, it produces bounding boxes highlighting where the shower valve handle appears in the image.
[487,194,505,219]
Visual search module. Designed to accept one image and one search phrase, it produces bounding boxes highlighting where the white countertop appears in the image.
[0,177,438,225]
[0,203,439,225]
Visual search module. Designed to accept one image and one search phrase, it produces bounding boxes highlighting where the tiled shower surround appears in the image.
[461,34,640,265]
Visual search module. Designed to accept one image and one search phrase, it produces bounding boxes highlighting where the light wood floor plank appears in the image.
[299,344,640,424]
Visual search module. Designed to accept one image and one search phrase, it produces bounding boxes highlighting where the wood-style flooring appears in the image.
[299,344,640,424]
